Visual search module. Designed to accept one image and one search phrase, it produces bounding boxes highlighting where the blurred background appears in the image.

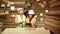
[0,0,60,34]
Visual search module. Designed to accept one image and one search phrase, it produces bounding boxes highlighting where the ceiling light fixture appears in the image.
[1,4,5,7]
[41,4,45,8]
[7,3,10,7]
[10,6,15,11]
[43,1,46,4]
[40,13,43,16]
[39,3,42,5]
[40,18,44,21]
[11,15,15,17]
[45,10,49,13]
[36,0,40,1]
[10,2,14,5]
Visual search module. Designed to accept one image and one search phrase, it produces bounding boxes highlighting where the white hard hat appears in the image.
[28,10,34,14]
[17,8,23,11]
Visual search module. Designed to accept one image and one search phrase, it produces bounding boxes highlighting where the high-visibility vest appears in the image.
[16,14,26,23]
[26,17,36,24]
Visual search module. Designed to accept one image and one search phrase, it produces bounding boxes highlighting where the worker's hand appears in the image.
[31,23,34,27]
[16,23,20,24]
[26,22,30,23]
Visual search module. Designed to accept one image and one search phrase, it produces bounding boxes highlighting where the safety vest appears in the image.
[26,17,36,27]
[16,14,26,23]
[26,17,36,24]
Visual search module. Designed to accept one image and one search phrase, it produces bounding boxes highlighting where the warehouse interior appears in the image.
[0,0,60,34]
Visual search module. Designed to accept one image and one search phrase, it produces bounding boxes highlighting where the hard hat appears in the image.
[28,10,34,14]
[17,8,23,11]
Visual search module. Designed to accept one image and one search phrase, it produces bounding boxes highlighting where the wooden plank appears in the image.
[45,19,60,26]
[49,0,57,4]
[45,25,60,34]
[45,21,60,30]
[46,16,60,21]
[47,10,60,15]
[49,1,60,7]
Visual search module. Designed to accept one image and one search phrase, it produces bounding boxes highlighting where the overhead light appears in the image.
[39,3,42,5]
[7,4,10,7]
[7,2,14,7]
[1,4,5,7]
[40,13,43,16]
[8,1,14,5]
[39,3,45,8]
[45,10,49,13]
[43,1,46,4]
[7,1,11,7]
[34,15,37,18]
[11,15,15,17]
[36,0,40,1]
[14,2,25,4]
[10,2,14,5]
[8,1,10,3]
[5,10,9,14]
[40,18,44,21]
[10,6,15,11]
[41,4,45,8]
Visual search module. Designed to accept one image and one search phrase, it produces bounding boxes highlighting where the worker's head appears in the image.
[28,10,35,18]
[17,8,24,15]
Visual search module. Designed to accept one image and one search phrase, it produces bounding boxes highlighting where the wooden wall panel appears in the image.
[49,0,60,7]
[45,0,60,34]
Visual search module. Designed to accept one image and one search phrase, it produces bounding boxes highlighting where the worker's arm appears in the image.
[15,16,20,24]
[31,18,36,27]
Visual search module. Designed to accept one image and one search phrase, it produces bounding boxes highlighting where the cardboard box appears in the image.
[1,28,50,34]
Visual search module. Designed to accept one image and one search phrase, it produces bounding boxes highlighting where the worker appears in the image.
[26,10,37,28]
[15,8,26,28]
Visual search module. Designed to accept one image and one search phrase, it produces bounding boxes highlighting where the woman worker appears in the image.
[26,10,37,28]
